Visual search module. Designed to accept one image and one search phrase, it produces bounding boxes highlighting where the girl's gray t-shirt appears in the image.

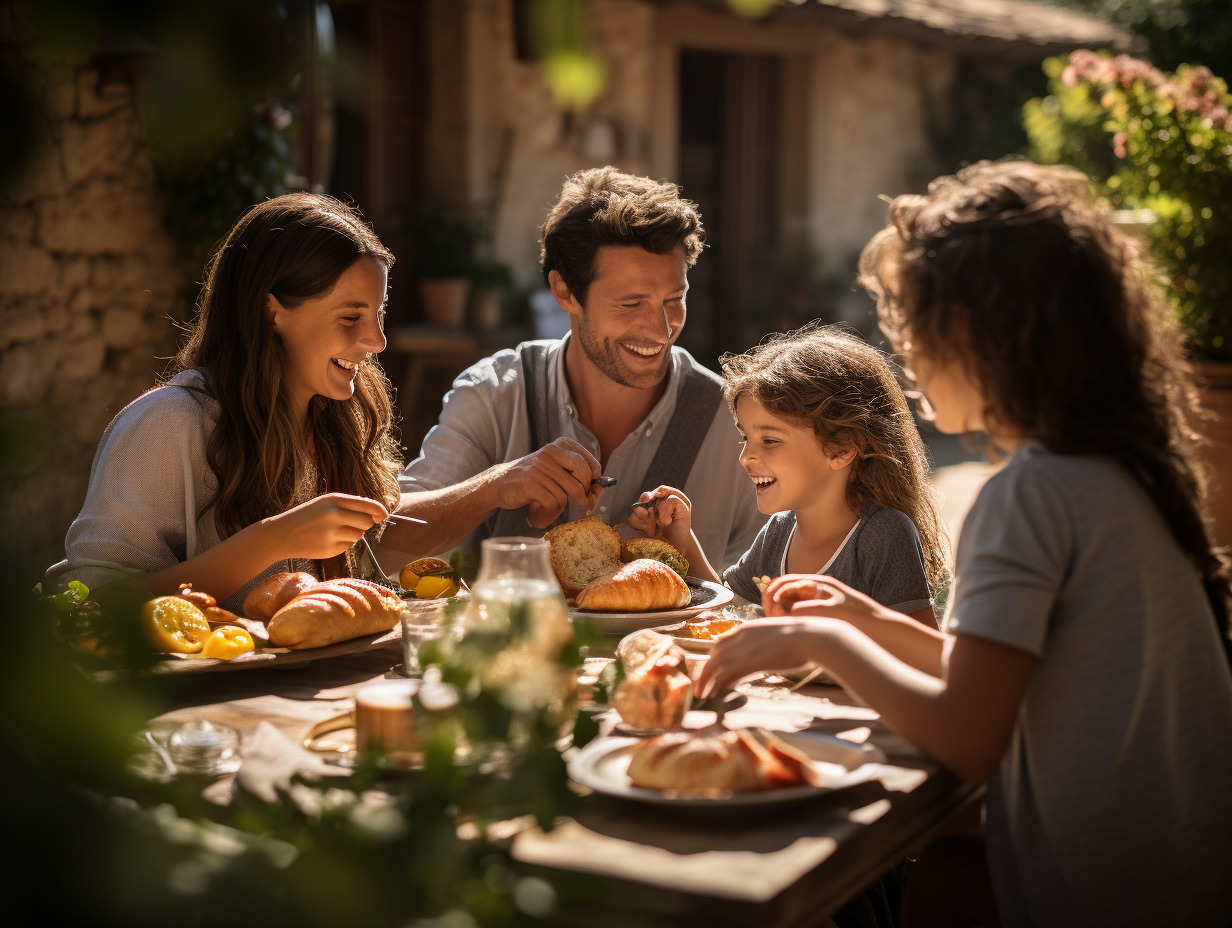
[723,502,932,616]
[947,440,1232,926]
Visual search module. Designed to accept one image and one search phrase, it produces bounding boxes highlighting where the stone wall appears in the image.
[1,36,190,574]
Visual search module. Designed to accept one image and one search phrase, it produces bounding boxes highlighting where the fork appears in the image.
[711,689,744,728]
[357,534,402,590]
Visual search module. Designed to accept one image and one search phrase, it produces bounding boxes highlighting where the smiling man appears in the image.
[386,166,766,568]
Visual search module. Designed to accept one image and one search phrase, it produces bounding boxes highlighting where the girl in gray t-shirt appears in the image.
[700,161,1232,927]
[627,325,949,627]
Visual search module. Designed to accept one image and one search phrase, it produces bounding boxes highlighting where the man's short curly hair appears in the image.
[539,165,705,305]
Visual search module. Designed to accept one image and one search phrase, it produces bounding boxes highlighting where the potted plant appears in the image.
[467,259,516,331]
[1024,50,1232,542]
[401,200,482,328]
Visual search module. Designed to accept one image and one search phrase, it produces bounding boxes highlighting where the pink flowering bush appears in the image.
[1024,50,1232,361]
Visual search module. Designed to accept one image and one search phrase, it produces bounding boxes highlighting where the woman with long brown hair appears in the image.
[48,192,401,613]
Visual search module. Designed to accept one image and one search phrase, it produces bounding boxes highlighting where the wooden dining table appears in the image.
[141,635,982,927]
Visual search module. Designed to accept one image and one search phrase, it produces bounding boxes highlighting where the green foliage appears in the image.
[155,100,297,271]
[401,200,485,280]
[13,570,595,926]
[1025,50,1232,360]
[1050,0,1232,85]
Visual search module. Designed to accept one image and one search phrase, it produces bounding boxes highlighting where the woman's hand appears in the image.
[627,485,693,551]
[264,492,389,561]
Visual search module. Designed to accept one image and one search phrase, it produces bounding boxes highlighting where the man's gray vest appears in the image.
[484,342,725,541]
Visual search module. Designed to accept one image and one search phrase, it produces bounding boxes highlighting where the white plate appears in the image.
[571,579,734,634]
[567,730,886,810]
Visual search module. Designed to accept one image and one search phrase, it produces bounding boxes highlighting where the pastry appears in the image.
[627,726,821,793]
[575,558,690,611]
[611,630,693,729]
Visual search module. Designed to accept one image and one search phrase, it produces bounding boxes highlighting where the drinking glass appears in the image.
[397,598,448,678]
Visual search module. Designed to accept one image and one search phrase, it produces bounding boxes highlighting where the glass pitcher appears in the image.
[454,536,577,765]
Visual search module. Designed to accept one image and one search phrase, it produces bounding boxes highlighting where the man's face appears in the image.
[553,245,688,390]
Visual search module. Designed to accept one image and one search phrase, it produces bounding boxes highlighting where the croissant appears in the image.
[574,558,690,611]
[266,578,403,649]
[243,571,318,620]
[627,727,821,794]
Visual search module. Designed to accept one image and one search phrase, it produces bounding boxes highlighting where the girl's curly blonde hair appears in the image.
[721,323,951,593]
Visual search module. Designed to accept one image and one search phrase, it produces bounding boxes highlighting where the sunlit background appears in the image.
[1,2,1230,920]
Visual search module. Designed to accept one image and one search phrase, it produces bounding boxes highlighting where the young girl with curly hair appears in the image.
[700,160,1232,926]
[630,323,949,626]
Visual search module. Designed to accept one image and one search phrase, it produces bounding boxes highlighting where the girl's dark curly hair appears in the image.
[858,158,1230,658]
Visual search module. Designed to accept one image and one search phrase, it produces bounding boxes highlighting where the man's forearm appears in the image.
[382,466,509,558]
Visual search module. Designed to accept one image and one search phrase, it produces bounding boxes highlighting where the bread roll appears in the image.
[544,517,621,594]
[266,578,403,649]
[243,571,318,619]
[620,537,689,578]
[575,558,690,611]
[611,631,693,730]
[627,727,821,793]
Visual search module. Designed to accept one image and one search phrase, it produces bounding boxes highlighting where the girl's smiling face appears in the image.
[735,394,853,516]
[268,257,389,418]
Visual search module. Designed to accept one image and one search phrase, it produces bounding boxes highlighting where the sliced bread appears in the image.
[544,517,621,595]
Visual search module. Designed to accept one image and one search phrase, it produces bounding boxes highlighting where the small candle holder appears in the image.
[166,720,242,776]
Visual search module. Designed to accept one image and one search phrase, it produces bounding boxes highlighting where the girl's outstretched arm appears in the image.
[139,492,387,600]
[765,574,945,673]
[701,578,1035,782]
[626,485,722,584]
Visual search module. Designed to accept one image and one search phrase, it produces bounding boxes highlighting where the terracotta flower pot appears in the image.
[1196,361,1232,549]
[418,277,470,329]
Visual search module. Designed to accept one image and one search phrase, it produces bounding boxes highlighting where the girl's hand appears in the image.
[265,492,389,561]
[763,574,884,624]
[696,618,823,698]
[627,485,693,551]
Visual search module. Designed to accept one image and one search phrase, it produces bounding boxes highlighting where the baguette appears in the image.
[575,558,691,612]
[266,578,403,649]
[243,571,318,620]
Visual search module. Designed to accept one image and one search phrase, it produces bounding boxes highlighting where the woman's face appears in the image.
[268,257,388,417]
[900,344,986,436]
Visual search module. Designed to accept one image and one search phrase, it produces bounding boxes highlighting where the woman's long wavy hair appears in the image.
[858,158,1230,657]
[173,192,401,538]
[721,324,951,593]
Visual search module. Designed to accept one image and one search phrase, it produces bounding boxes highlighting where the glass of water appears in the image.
[397,598,449,678]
